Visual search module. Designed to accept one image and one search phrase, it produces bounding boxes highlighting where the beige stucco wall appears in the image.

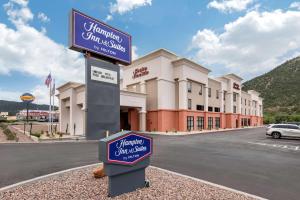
[57,82,146,136]
[187,80,205,111]
[146,79,158,110]
[241,91,251,115]
[207,78,221,109]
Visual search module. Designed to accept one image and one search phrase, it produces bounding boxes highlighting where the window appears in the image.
[187,81,192,93]
[242,118,248,127]
[241,98,243,105]
[199,85,203,95]
[197,116,204,130]
[208,106,213,112]
[187,116,194,131]
[196,105,204,111]
[245,108,247,115]
[214,107,220,112]
[208,88,212,97]
[208,117,213,130]
[188,99,192,110]
[215,117,220,129]
[288,125,300,130]
[216,90,219,99]
[245,99,247,105]
[223,91,226,100]
[273,125,293,129]
[233,93,237,102]
[233,106,237,113]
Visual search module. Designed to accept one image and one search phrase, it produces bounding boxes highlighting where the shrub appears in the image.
[0,118,7,123]
[0,123,8,130]
[3,128,17,140]
[58,132,63,137]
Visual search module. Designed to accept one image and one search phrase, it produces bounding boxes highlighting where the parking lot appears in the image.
[150,127,300,200]
[0,127,299,200]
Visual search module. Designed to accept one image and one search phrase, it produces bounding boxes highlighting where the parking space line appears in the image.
[247,142,300,152]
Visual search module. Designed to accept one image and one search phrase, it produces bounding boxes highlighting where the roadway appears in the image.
[0,127,299,200]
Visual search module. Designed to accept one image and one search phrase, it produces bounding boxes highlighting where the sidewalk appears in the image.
[143,126,264,136]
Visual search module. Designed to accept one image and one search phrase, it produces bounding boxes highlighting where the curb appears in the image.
[150,166,268,200]
[0,163,100,192]
[0,140,97,144]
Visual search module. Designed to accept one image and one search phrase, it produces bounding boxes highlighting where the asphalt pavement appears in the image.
[0,127,300,200]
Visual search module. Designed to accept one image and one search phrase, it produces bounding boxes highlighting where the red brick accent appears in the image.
[128,108,139,131]
[146,109,263,132]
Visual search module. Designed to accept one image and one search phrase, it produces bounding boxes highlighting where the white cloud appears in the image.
[207,0,254,13]
[0,85,57,105]
[290,2,300,10]
[3,0,33,26]
[10,0,28,7]
[132,45,139,60]
[31,84,57,105]
[106,0,152,21]
[189,9,300,79]
[0,88,22,102]
[110,0,152,15]
[0,0,84,104]
[37,12,50,23]
[105,14,113,22]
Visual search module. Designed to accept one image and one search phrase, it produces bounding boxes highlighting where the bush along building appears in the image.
[57,49,263,136]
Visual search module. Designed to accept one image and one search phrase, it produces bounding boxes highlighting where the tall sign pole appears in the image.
[69,9,131,140]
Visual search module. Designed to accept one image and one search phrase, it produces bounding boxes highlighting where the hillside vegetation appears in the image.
[243,57,300,115]
[0,100,56,116]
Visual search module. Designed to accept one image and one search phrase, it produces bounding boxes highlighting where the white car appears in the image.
[266,124,300,139]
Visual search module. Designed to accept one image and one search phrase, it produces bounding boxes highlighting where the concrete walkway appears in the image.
[143,126,264,136]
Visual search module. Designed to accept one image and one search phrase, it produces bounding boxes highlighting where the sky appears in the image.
[1,0,300,105]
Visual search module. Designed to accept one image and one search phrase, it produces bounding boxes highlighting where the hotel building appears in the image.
[57,49,263,136]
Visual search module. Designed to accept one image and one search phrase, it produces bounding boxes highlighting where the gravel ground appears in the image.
[0,126,33,143]
[12,124,52,134]
[0,165,259,200]
[0,129,8,142]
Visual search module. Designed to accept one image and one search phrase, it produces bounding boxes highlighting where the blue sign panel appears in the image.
[70,9,131,65]
[107,133,152,165]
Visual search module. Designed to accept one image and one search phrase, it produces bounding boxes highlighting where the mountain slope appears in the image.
[243,57,300,114]
[0,100,56,116]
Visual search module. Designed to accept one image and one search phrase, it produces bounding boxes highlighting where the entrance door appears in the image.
[120,111,130,131]
[236,119,239,128]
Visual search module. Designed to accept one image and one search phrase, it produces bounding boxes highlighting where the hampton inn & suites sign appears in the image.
[69,9,131,65]
[99,131,153,197]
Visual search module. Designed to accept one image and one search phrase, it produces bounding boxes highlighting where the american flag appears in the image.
[45,73,52,88]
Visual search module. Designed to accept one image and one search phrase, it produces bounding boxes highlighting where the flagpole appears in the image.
[52,79,55,135]
[48,82,50,135]
[49,80,52,135]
